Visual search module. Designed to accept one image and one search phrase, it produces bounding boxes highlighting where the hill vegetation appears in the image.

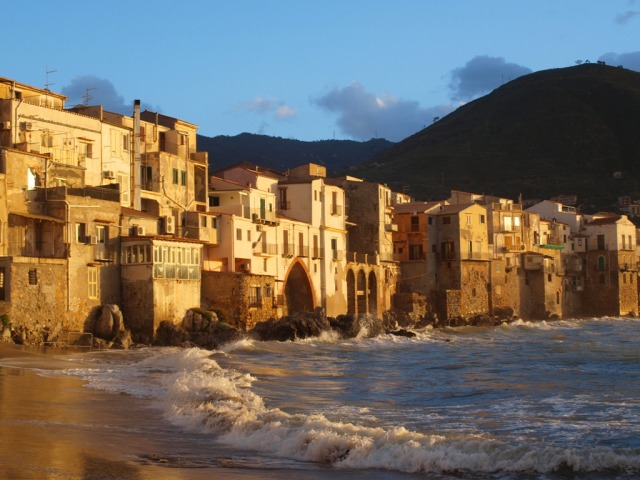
[197,64,640,214]
[350,64,640,212]
[198,133,393,176]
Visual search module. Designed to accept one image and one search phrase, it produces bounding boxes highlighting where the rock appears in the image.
[94,305,124,340]
[182,309,218,332]
[154,321,190,347]
[112,329,133,350]
[251,308,331,341]
[389,328,416,338]
[1,328,12,343]
[329,313,384,339]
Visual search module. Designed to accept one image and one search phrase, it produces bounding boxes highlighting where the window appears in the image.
[28,269,38,286]
[249,286,262,307]
[466,214,472,225]
[117,173,130,206]
[504,216,513,231]
[597,255,606,271]
[27,168,38,190]
[279,188,288,210]
[299,232,304,257]
[597,235,605,250]
[122,134,129,151]
[514,216,521,227]
[480,214,485,224]
[75,223,86,243]
[210,196,220,207]
[283,230,289,255]
[88,267,99,299]
[411,216,419,232]
[441,241,455,260]
[409,244,423,260]
[331,238,338,260]
[172,168,179,185]
[41,131,54,148]
[236,228,242,241]
[247,230,251,242]
[201,216,207,228]
[96,225,107,244]
[313,235,319,258]
[180,170,187,186]
[442,216,451,225]
[428,217,433,225]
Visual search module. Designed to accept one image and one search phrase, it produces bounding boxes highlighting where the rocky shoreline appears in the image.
[0,304,526,351]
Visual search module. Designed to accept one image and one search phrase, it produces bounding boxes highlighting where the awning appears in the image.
[9,211,65,224]
[534,243,564,250]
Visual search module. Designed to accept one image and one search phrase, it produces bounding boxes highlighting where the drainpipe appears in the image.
[133,100,141,211]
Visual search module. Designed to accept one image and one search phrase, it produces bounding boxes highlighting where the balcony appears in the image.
[332,250,345,261]
[311,247,324,259]
[385,223,398,232]
[254,242,278,256]
[463,252,490,261]
[330,204,343,216]
[189,151,208,165]
[251,209,278,225]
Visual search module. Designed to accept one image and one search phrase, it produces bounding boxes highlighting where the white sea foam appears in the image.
[150,348,640,476]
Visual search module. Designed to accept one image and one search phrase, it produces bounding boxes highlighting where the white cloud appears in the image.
[448,55,532,101]
[314,82,455,142]
[275,105,296,119]
[61,75,158,115]
[238,96,297,120]
[598,51,640,71]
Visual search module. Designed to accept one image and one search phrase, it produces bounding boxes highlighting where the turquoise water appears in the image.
[2,317,639,479]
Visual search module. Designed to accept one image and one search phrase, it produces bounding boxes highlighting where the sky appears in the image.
[4,1,640,143]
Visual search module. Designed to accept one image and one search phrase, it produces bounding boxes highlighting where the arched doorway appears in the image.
[368,271,378,317]
[284,261,314,315]
[347,269,356,315]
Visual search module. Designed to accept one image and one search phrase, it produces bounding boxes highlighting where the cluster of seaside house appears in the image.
[0,76,638,342]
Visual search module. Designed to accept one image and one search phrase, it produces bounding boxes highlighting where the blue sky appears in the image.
[5,1,640,142]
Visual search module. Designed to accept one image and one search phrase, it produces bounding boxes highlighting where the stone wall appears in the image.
[460,262,490,317]
[0,257,70,333]
[120,275,154,340]
[202,271,277,330]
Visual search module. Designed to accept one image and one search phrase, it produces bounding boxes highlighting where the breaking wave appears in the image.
[103,348,639,477]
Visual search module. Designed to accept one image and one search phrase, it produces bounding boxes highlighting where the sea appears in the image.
[1,317,639,480]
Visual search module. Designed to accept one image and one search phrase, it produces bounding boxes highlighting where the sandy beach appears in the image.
[0,343,272,480]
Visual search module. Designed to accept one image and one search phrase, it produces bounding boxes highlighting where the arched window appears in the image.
[597,255,606,271]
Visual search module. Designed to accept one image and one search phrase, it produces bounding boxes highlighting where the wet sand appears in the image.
[0,343,275,480]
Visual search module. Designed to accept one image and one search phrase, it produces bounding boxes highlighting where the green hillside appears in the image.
[350,64,640,211]
[198,133,393,176]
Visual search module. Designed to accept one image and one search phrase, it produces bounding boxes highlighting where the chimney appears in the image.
[133,100,141,210]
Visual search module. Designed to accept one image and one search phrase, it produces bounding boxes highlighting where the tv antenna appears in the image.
[82,87,96,106]
[45,65,57,91]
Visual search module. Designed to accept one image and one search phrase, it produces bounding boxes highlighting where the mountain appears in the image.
[349,64,640,211]
[198,133,394,175]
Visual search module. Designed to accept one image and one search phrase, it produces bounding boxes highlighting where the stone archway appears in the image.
[368,271,378,317]
[284,261,315,315]
[347,269,356,315]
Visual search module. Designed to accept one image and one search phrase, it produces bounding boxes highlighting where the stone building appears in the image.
[432,203,491,321]
[327,175,403,316]
[581,214,638,317]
